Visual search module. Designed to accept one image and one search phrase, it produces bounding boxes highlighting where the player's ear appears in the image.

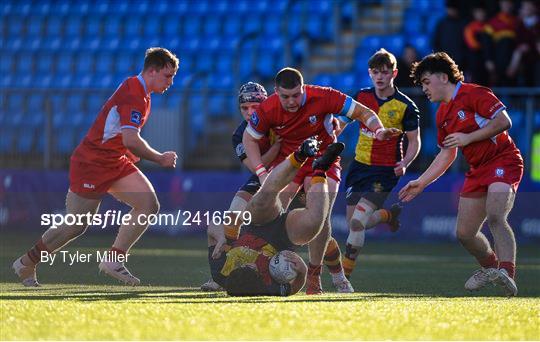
[439,73,449,84]
[392,69,398,79]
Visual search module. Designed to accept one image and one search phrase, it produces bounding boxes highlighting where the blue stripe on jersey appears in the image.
[339,96,353,116]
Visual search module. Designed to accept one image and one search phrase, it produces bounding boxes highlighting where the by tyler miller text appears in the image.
[40,250,129,266]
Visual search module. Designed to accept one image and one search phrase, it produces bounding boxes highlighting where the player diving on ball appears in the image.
[207,137,344,296]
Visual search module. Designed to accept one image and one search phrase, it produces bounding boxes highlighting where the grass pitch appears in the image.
[1,232,539,340]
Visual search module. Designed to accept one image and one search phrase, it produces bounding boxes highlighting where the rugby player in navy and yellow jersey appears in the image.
[340,49,421,278]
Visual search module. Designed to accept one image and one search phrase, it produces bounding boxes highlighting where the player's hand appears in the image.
[443,133,471,148]
[211,234,227,259]
[394,161,407,177]
[375,128,402,141]
[298,137,320,158]
[398,179,425,202]
[158,151,178,168]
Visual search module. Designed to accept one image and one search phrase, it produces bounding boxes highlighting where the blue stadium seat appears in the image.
[403,9,423,34]
[64,15,82,36]
[54,54,72,74]
[45,16,63,37]
[223,17,240,37]
[314,74,333,87]
[129,1,150,14]
[166,0,189,15]
[335,73,356,92]
[95,53,115,74]
[212,0,230,14]
[243,16,260,34]
[215,55,233,74]
[5,37,23,51]
[68,0,90,15]
[66,94,84,113]
[256,53,275,78]
[27,94,44,114]
[409,34,431,56]
[208,94,227,117]
[143,16,161,36]
[116,55,133,75]
[0,128,14,152]
[382,34,405,56]
[84,16,102,36]
[56,130,77,154]
[16,127,34,153]
[188,95,204,139]
[361,35,382,54]
[74,53,94,75]
[260,36,284,53]
[5,2,31,16]
[34,52,54,74]
[203,16,222,36]
[310,0,332,15]
[426,13,444,33]
[16,53,33,73]
[123,16,142,37]
[183,16,201,36]
[262,15,281,36]
[7,16,24,37]
[191,0,210,14]
[87,96,104,115]
[26,16,44,37]
[104,16,121,36]
[208,74,233,89]
[195,53,213,73]
[163,16,181,37]
[307,15,329,40]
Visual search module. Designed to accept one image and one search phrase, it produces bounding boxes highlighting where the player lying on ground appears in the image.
[242,67,401,294]
[399,52,523,296]
[13,47,179,287]
[207,138,344,295]
[339,48,421,278]
[202,82,353,293]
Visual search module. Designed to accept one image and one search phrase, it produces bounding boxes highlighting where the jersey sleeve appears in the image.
[232,122,248,161]
[403,101,420,132]
[325,87,355,121]
[469,87,506,119]
[246,108,271,140]
[118,97,146,131]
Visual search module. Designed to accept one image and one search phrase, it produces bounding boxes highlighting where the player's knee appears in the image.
[141,194,160,215]
[64,224,88,240]
[456,227,475,241]
[486,213,506,228]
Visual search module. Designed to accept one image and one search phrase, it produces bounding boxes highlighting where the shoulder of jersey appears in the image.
[234,120,248,133]
[354,87,374,100]
[394,88,418,106]
[259,93,279,112]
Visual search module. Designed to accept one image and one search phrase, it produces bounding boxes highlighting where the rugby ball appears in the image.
[269,251,297,284]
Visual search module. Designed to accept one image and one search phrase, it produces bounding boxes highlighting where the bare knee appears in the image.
[486,213,507,228]
[137,193,160,214]
[456,227,476,242]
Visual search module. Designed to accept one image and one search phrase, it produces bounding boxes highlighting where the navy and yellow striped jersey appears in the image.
[351,87,419,166]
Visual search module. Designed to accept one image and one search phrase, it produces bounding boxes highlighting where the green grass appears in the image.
[1,232,539,340]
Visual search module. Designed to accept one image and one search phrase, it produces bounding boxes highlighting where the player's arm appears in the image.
[395,129,421,176]
[398,147,457,202]
[260,136,281,168]
[442,110,512,148]
[339,98,401,140]
[122,129,177,167]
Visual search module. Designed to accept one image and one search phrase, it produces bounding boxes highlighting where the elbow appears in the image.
[505,119,512,131]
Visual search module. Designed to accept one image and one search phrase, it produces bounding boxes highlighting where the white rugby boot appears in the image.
[487,268,518,297]
[12,257,40,287]
[200,279,224,292]
[333,278,355,293]
[99,261,140,286]
[464,268,494,291]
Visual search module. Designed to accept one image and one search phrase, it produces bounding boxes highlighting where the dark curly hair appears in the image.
[225,266,268,296]
[410,52,464,85]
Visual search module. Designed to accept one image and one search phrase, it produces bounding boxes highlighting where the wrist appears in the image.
[255,163,267,177]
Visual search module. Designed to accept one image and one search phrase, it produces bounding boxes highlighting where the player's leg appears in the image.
[305,177,338,294]
[324,236,354,293]
[484,182,518,296]
[13,191,101,286]
[246,139,318,225]
[99,169,159,285]
[455,195,498,291]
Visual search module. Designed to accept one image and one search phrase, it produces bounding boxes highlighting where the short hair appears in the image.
[368,48,397,70]
[410,52,464,85]
[275,67,304,89]
[143,47,179,72]
[225,266,268,296]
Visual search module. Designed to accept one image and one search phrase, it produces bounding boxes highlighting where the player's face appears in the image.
[369,66,397,91]
[420,72,446,102]
[150,65,177,94]
[276,85,304,112]
[239,102,261,121]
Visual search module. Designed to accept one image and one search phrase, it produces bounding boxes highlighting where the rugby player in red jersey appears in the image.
[399,52,523,296]
[13,48,179,286]
[243,67,401,294]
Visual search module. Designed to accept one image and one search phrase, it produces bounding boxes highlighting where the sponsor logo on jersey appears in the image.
[309,115,317,125]
[457,110,466,121]
[130,110,142,125]
[236,143,245,157]
[372,182,383,193]
[345,186,353,199]
[83,183,95,189]
[250,112,259,126]
[495,168,505,177]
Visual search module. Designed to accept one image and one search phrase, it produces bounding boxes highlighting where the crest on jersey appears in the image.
[495,168,505,177]
[457,110,466,121]
[235,143,245,158]
[250,112,259,126]
[372,182,384,193]
[309,115,317,125]
[130,110,142,125]
[388,110,396,118]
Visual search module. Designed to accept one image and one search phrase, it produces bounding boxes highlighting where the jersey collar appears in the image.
[137,74,148,94]
[451,81,462,100]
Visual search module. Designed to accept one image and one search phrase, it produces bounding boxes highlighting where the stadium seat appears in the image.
[107,0,129,15]
[143,16,161,37]
[195,53,213,73]
[215,55,233,74]
[208,74,233,90]
[425,13,444,33]
[16,127,34,153]
[123,16,142,37]
[66,94,84,114]
[361,35,383,54]
[183,16,202,36]
[129,1,150,14]
[26,16,44,37]
[163,16,181,37]
[56,130,77,154]
[314,74,333,87]
[95,53,115,74]
[0,129,14,152]
[5,2,31,16]
[382,35,405,56]
[74,53,94,75]
[5,37,23,51]
[64,15,82,36]
[45,16,63,37]
[7,16,24,37]
[104,16,122,36]
[262,15,281,36]
[243,16,260,34]
[54,54,73,74]
[223,17,240,37]
[409,34,431,56]
[27,94,44,114]
[309,0,332,15]
[7,93,25,114]
[202,16,222,36]
[16,53,33,74]
[403,9,423,34]
[84,16,101,37]
[208,94,227,117]
[212,0,230,14]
